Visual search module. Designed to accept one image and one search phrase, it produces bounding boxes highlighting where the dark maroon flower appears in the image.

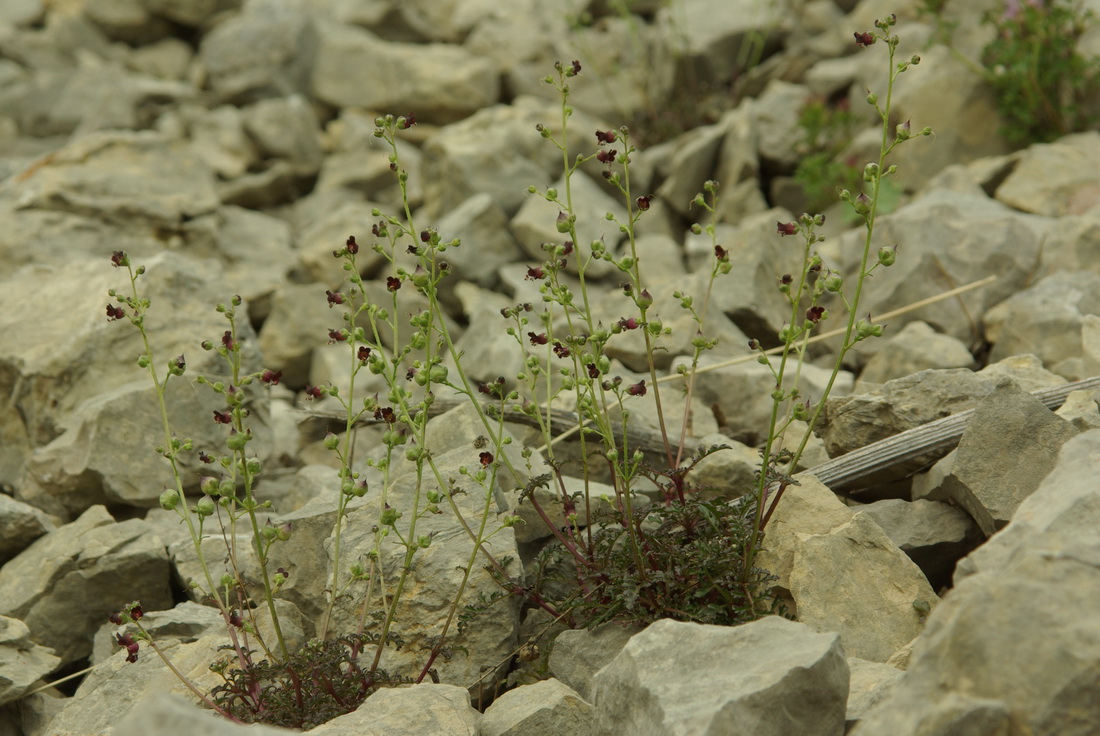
[108,612,123,625]
[372,222,384,237]
[562,241,574,256]
[636,195,651,211]
[374,406,396,423]
[528,332,549,346]
[420,230,431,243]
[596,130,617,144]
[229,609,243,628]
[199,450,214,463]
[596,148,617,164]
[854,30,875,47]
[358,346,371,363]
[305,385,324,400]
[276,567,290,579]
[715,245,728,261]
[587,363,600,379]
[261,369,282,385]
[570,60,581,75]
[106,304,126,321]
[221,331,237,351]
[130,605,143,621]
[345,235,359,255]
[115,633,139,663]
[400,113,416,129]
[777,221,798,236]
[479,451,493,466]
[780,274,793,285]
[526,266,545,280]
[618,317,639,330]
[553,341,571,358]
[110,250,128,268]
[627,380,647,397]
[386,276,401,292]
[328,329,346,342]
[213,409,232,424]
[806,306,825,323]
[748,339,759,350]
[326,290,344,307]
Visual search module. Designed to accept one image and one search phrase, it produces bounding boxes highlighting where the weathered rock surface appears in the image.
[594,616,849,736]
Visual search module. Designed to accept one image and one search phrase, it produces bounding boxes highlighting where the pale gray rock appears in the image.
[856,320,976,387]
[310,21,498,123]
[596,269,751,372]
[511,170,625,279]
[83,0,171,44]
[682,433,759,500]
[1055,386,1100,432]
[180,103,258,180]
[845,657,903,731]
[548,623,640,703]
[141,0,240,28]
[0,615,60,707]
[211,204,296,312]
[690,353,850,445]
[436,193,523,288]
[481,677,593,736]
[198,5,318,104]
[995,132,1100,216]
[653,118,726,218]
[1034,207,1100,281]
[242,94,324,176]
[834,189,1049,345]
[114,693,293,736]
[1,59,191,135]
[308,684,479,736]
[418,97,596,220]
[259,282,343,388]
[750,80,810,170]
[983,271,1100,374]
[0,493,54,565]
[12,130,219,227]
[714,107,770,224]
[295,200,389,287]
[818,367,1009,459]
[0,0,44,27]
[446,282,526,388]
[789,511,937,662]
[683,210,798,339]
[652,0,786,94]
[857,498,979,590]
[1,253,264,511]
[594,616,848,736]
[876,44,1009,192]
[0,505,172,665]
[852,430,1100,735]
[125,37,194,81]
[916,381,1078,537]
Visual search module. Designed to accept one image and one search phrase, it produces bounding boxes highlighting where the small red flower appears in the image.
[386,276,401,292]
[115,633,139,663]
[596,148,617,164]
[714,245,728,261]
[526,266,545,280]
[777,221,798,236]
[479,451,493,466]
[111,251,129,268]
[213,410,232,424]
[635,195,651,211]
[326,290,344,307]
[553,341,570,358]
[261,369,282,385]
[328,329,346,342]
[374,406,396,423]
[854,30,875,47]
[806,306,825,324]
[305,385,324,400]
[345,235,359,255]
[528,332,549,346]
[358,346,371,363]
[596,130,617,144]
[106,304,126,321]
[221,331,237,351]
[618,317,639,330]
[627,380,647,396]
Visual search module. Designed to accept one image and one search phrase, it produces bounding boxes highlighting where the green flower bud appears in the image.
[195,496,216,517]
[159,489,180,511]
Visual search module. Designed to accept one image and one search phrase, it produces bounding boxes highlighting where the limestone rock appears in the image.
[481,678,593,736]
[594,617,848,736]
[0,614,60,707]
